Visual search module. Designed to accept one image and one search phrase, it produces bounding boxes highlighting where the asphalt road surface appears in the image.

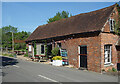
[1,56,118,83]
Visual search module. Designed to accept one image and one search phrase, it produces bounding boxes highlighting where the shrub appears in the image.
[24,47,28,57]
[24,53,28,57]
[2,53,9,56]
[112,68,117,72]
[51,47,59,56]
[102,69,105,72]
[107,69,112,72]
[9,54,14,57]
[52,56,62,60]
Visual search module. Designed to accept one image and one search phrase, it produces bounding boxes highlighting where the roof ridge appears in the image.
[37,3,116,28]
[26,4,116,42]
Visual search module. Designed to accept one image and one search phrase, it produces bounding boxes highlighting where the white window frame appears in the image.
[36,43,40,55]
[78,46,80,67]
[104,45,112,64]
[29,45,32,52]
[109,18,115,32]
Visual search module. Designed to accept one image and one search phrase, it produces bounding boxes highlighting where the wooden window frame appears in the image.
[109,18,115,32]
[104,45,112,65]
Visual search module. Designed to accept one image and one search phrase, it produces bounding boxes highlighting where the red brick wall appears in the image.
[60,34,101,72]
[101,6,119,71]
[101,33,119,71]
[103,6,119,33]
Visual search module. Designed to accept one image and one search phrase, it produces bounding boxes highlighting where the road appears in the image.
[1,56,118,83]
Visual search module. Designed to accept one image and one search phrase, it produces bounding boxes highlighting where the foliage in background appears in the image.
[9,54,14,57]
[51,47,59,56]
[24,47,28,57]
[2,25,18,49]
[1,25,31,51]
[47,11,72,23]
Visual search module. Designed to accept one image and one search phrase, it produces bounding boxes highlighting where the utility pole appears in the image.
[12,32,14,53]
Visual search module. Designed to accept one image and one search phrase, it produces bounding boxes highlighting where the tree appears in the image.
[1,25,31,51]
[47,11,72,23]
[14,31,31,50]
[2,25,18,50]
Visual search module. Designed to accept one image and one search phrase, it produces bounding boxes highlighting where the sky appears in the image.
[2,2,119,32]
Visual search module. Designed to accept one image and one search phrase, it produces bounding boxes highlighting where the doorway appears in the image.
[78,45,87,69]
[47,44,52,56]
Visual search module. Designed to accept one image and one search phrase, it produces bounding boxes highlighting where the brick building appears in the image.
[25,4,120,73]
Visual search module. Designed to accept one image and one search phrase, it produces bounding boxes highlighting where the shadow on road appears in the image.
[1,56,18,67]
[0,56,19,77]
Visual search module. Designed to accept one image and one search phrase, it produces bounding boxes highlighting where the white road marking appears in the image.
[13,65,19,68]
[38,75,58,82]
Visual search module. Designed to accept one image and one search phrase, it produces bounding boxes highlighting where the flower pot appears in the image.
[52,60,62,66]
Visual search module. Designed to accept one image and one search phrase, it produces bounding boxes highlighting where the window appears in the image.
[104,45,112,64]
[29,45,32,52]
[80,46,87,55]
[41,45,45,54]
[109,18,115,32]
[57,43,61,48]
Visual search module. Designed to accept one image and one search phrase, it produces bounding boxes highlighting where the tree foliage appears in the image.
[1,25,31,50]
[47,11,72,23]
[51,47,59,56]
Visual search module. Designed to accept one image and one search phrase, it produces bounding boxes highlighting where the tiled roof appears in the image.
[26,4,116,42]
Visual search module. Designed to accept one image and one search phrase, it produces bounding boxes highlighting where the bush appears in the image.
[24,48,28,57]
[107,68,117,72]
[9,54,14,57]
[112,68,117,72]
[2,53,9,56]
[52,56,62,60]
[51,47,59,56]
[107,69,112,72]
[102,69,105,72]
[24,54,28,57]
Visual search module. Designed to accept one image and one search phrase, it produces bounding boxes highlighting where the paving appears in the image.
[1,56,118,83]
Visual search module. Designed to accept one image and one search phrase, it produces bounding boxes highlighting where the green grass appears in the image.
[9,54,14,57]
[24,54,28,57]
[2,53,9,56]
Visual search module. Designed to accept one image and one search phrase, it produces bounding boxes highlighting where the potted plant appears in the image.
[101,69,106,74]
[107,68,117,76]
[52,56,62,66]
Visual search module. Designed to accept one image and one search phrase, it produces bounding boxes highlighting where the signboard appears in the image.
[60,49,69,65]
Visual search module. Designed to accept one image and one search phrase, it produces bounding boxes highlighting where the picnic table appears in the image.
[31,55,46,62]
